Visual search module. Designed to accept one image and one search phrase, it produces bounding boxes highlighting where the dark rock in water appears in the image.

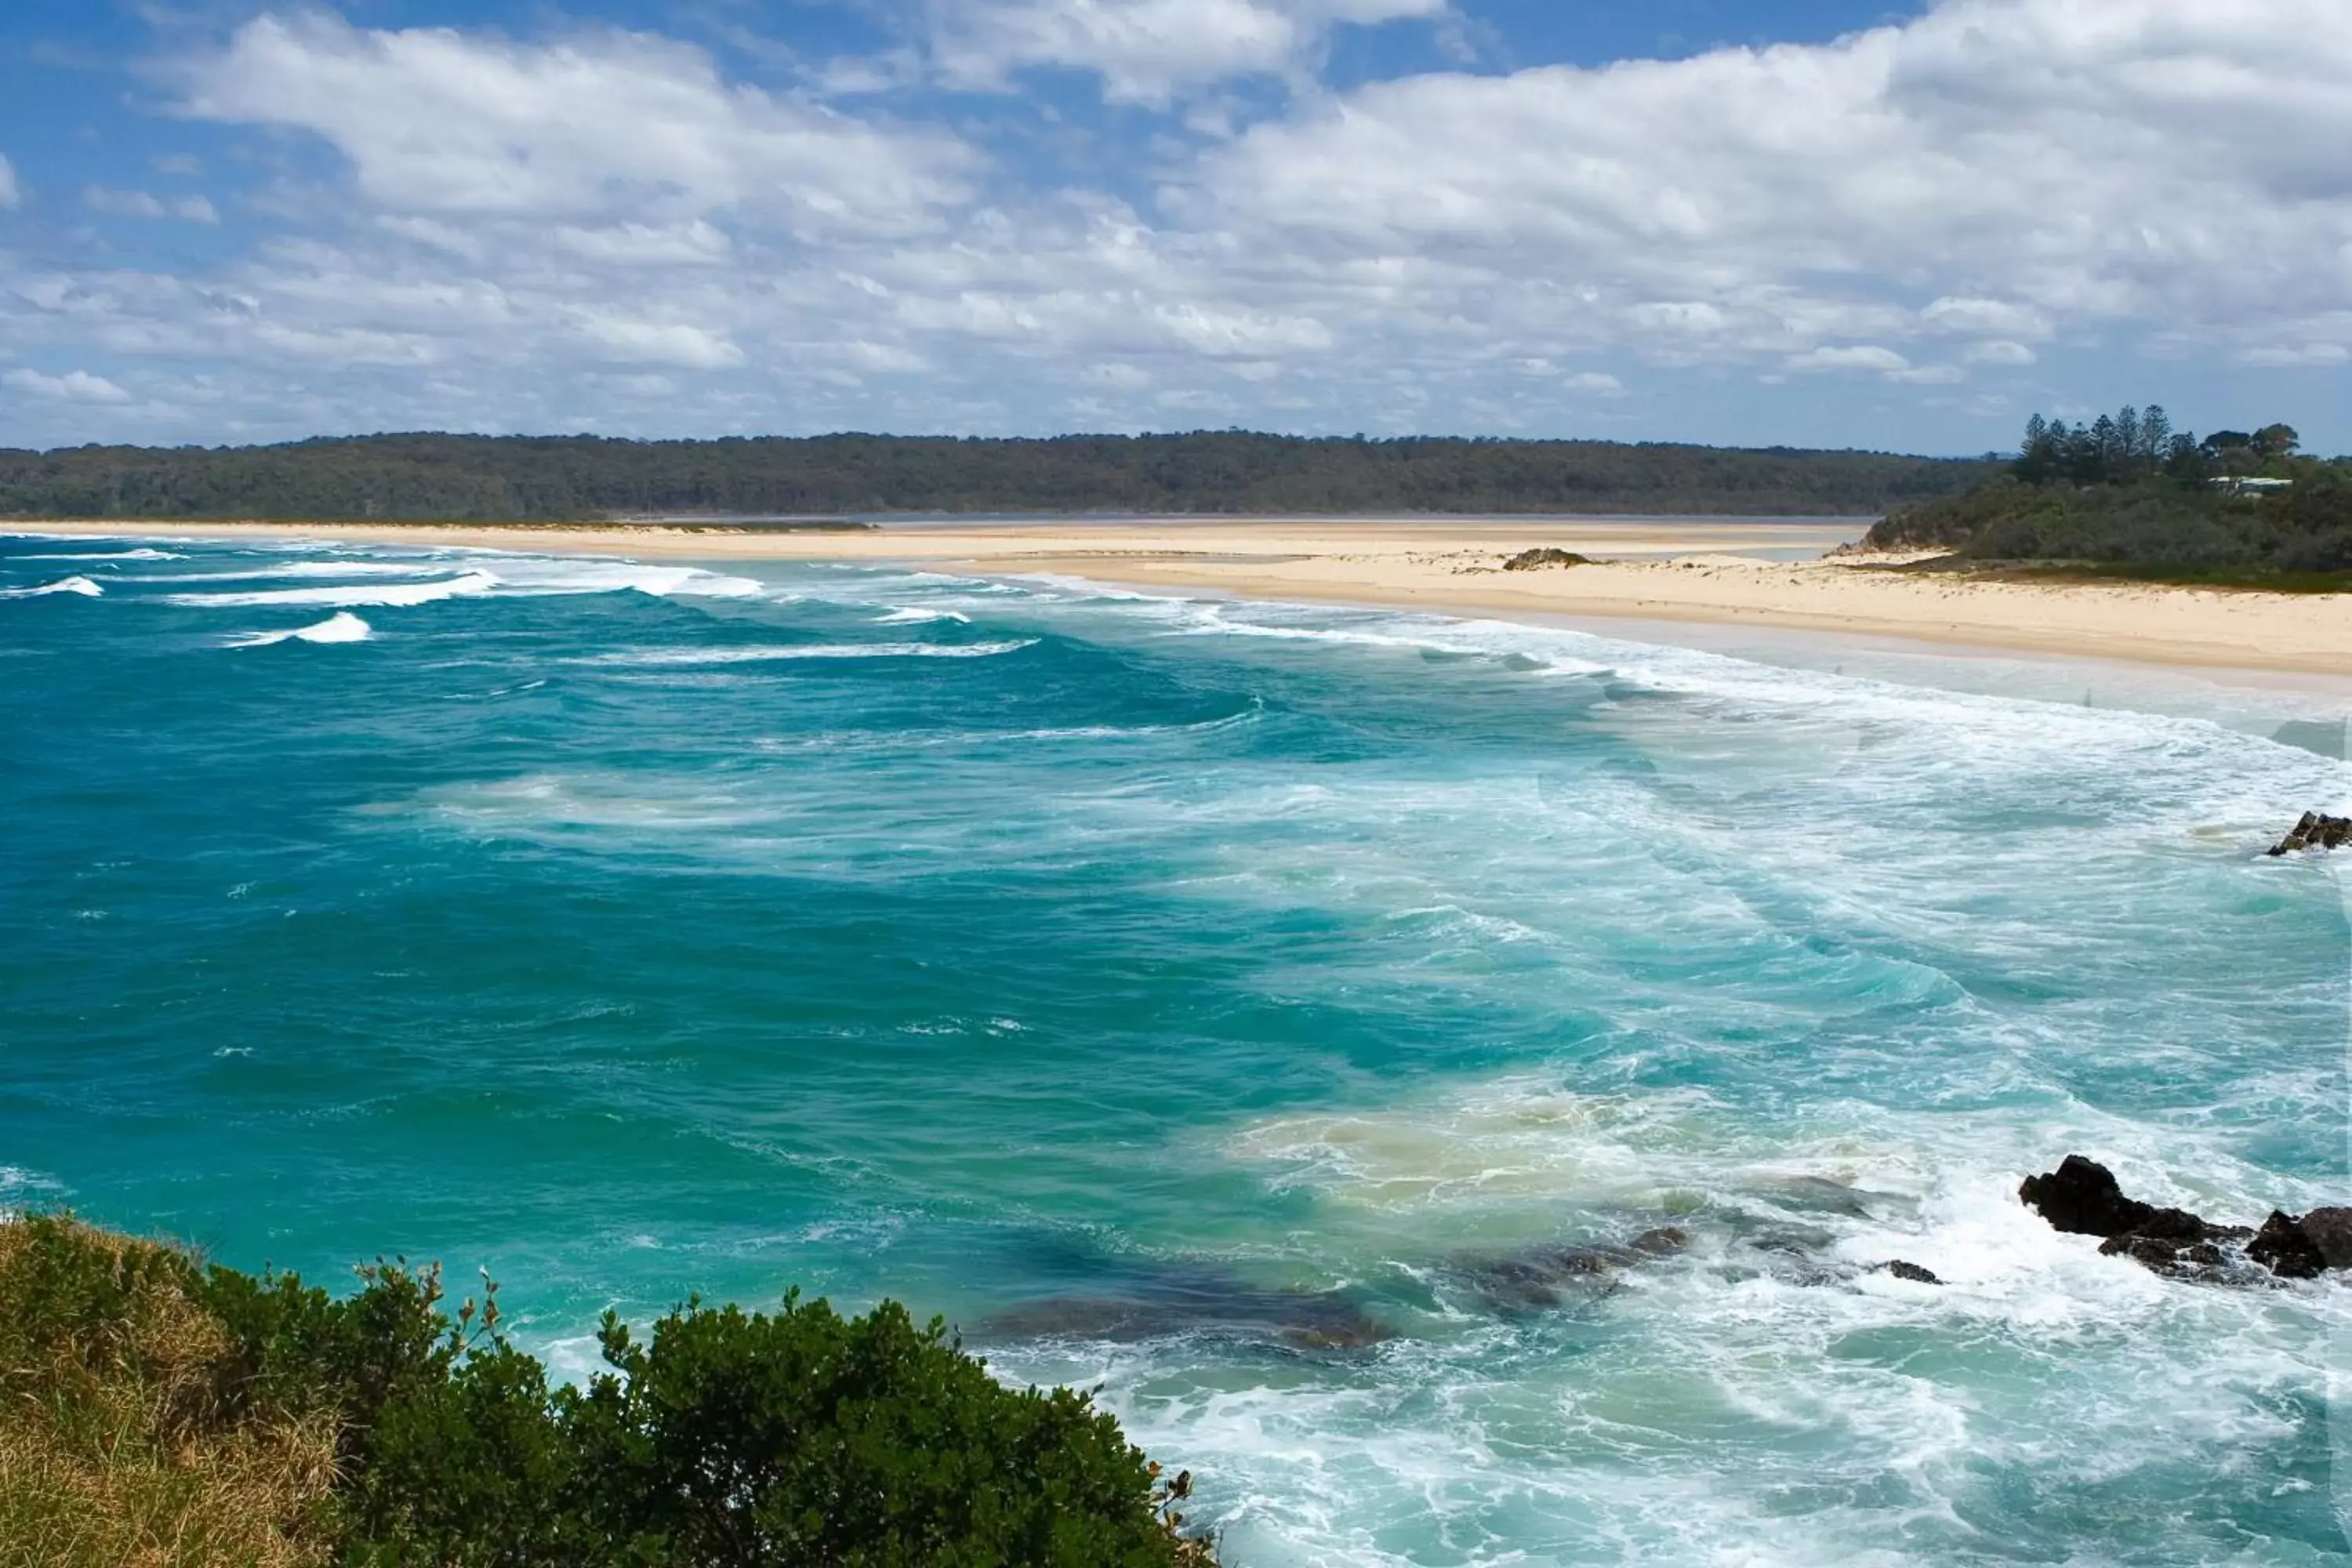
[2020,1154,2257,1282]
[2098,1232,2234,1283]
[1459,1229,1690,1312]
[2242,1207,2352,1279]
[2295,1207,2352,1269]
[978,1279,1388,1351]
[2267,811,2352,856]
[2020,1153,2352,1284]
[1880,1260,1942,1285]
[1466,1246,1632,1312]
[1501,547,1592,572]
[2018,1156,2162,1237]
[2248,1211,2326,1279]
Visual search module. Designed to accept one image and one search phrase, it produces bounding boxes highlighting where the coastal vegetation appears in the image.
[0,1214,1211,1568]
[0,431,1991,521]
[1864,407,2352,578]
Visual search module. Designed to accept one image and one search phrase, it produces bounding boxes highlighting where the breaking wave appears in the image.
[166,572,501,608]
[224,612,373,648]
[2,575,103,598]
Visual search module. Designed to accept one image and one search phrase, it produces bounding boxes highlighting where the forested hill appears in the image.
[0,432,1992,521]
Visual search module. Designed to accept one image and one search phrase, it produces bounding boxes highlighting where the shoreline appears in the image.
[13,516,2352,678]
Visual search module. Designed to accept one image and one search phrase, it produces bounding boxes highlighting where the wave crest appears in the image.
[225,612,373,647]
[1,575,103,599]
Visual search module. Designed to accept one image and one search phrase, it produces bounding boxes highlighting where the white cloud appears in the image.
[1962,339,2038,367]
[2241,343,2351,368]
[1789,346,1910,375]
[573,316,745,369]
[1185,0,2352,366]
[0,154,18,211]
[1923,297,2050,340]
[5,368,132,404]
[84,187,168,218]
[5,0,2348,448]
[180,14,979,237]
[931,0,1444,103]
[553,220,733,267]
[83,187,219,223]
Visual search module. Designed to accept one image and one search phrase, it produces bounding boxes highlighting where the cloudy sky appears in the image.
[1,0,2347,453]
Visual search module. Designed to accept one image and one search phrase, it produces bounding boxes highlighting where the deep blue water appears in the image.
[4,533,2350,1564]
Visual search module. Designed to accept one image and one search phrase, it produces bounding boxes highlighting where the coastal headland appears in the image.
[18,515,2352,675]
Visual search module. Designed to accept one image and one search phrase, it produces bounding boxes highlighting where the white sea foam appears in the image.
[466,558,765,599]
[20,547,185,561]
[140,561,464,583]
[1,575,103,598]
[167,571,500,608]
[149,554,764,606]
[995,1069,2352,1563]
[224,612,373,648]
[873,606,972,624]
[587,641,1036,666]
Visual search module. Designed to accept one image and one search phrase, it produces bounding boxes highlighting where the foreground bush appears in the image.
[0,1215,1211,1568]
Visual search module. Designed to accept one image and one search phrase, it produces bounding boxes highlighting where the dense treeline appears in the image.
[1866,405,2352,576]
[0,1214,1211,1567]
[0,431,1992,521]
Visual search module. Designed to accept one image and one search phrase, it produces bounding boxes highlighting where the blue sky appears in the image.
[1,0,2347,453]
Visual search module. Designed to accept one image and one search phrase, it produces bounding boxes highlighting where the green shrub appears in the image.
[0,1217,1214,1568]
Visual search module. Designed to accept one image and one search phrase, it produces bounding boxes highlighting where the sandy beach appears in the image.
[17,516,2352,676]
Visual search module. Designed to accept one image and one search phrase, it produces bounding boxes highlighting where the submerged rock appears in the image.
[1754,1174,1893,1221]
[1879,1260,1943,1285]
[1459,1227,1689,1312]
[979,1285,1388,1351]
[2267,811,2352,855]
[1630,1226,1690,1257]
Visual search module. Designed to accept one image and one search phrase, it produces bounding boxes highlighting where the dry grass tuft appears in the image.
[0,1218,339,1568]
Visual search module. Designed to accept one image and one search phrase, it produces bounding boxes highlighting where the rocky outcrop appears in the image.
[2267,811,2352,855]
[1879,1260,1942,1285]
[2018,1155,2194,1238]
[2247,1211,2326,1279]
[2020,1155,2340,1284]
[1501,547,1592,572]
[2245,1207,2352,1279]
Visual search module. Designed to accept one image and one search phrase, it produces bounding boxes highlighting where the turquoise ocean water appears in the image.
[4,532,2350,1563]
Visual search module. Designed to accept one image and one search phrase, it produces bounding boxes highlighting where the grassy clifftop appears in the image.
[0,1214,1211,1568]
